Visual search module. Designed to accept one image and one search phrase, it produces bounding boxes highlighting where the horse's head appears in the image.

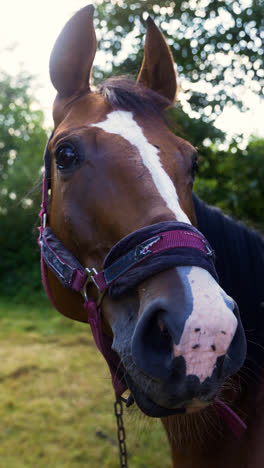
[46,5,246,417]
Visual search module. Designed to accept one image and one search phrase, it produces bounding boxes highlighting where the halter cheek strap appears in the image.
[39,228,128,396]
[39,136,247,438]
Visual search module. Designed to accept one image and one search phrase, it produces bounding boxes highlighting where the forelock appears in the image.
[97,77,169,117]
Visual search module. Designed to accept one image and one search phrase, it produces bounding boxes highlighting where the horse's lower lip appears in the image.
[125,374,187,418]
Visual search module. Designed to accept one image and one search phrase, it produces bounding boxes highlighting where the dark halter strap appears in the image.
[39,136,247,437]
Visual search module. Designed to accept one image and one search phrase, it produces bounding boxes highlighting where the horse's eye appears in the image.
[191,157,199,179]
[55,144,78,170]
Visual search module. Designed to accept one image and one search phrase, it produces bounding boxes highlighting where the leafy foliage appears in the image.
[0,72,47,299]
[94,0,264,119]
[195,137,264,230]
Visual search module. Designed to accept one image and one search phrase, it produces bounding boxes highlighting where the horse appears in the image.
[39,5,264,467]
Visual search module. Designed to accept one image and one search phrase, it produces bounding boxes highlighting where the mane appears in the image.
[193,194,264,367]
[97,77,169,116]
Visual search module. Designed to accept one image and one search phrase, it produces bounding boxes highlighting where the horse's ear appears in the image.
[49,5,97,97]
[137,17,177,105]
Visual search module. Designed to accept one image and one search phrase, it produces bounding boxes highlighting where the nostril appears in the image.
[157,317,164,332]
[158,317,171,340]
[146,313,172,355]
[131,309,175,379]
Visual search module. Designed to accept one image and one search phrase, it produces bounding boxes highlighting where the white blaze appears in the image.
[92,110,190,223]
[174,266,238,383]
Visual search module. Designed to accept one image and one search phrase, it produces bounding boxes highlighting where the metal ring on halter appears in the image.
[81,267,105,305]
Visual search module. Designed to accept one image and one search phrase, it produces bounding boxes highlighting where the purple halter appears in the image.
[39,136,246,437]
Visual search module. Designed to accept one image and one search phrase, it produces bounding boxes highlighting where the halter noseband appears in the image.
[38,136,246,437]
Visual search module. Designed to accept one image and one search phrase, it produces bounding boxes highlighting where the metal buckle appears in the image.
[81,267,105,306]
[202,240,214,257]
[42,212,47,229]
[206,245,214,257]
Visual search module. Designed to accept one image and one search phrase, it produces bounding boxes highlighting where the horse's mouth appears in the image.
[125,374,210,417]
[125,374,212,417]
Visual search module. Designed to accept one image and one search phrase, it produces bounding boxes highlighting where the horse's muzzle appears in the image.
[130,296,246,409]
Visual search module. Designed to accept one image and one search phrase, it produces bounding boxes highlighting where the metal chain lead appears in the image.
[114,397,128,468]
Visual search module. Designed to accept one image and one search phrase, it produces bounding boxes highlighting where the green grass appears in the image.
[0,299,170,468]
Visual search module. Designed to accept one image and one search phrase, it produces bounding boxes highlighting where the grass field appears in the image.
[0,299,170,468]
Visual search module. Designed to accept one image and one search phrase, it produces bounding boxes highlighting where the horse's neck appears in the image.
[161,410,244,468]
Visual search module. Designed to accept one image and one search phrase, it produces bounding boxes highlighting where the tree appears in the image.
[94,0,264,120]
[0,71,48,300]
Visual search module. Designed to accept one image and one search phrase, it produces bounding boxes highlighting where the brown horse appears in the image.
[40,5,264,468]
